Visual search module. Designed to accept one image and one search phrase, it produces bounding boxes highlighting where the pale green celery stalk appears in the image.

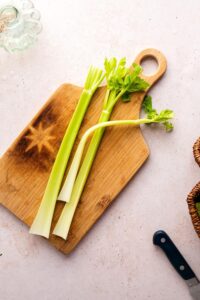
[53,117,152,239]
[54,58,150,239]
[58,89,123,202]
[57,109,111,201]
[57,90,116,202]
[53,92,173,240]
[57,57,147,204]
[29,66,105,238]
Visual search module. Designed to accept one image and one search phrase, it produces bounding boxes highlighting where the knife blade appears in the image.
[153,230,200,300]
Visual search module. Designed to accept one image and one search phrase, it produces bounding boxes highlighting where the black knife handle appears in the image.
[153,230,196,280]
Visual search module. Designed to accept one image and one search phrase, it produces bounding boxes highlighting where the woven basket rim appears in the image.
[193,137,200,167]
[187,181,200,238]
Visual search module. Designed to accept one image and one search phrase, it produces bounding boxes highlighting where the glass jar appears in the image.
[0,0,42,52]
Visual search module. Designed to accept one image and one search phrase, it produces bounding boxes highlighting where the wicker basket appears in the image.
[187,137,200,237]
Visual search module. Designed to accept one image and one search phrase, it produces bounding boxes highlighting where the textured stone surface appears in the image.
[1,0,200,299]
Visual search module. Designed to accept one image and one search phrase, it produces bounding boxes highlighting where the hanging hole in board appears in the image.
[140,56,159,76]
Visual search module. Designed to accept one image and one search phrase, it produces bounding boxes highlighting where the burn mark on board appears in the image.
[33,103,56,128]
[97,195,111,210]
[12,102,61,172]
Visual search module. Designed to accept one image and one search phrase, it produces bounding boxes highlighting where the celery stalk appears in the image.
[30,66,105,238]
[57,108,111,202]
[53,118,149,239]
[57,90,118,203]
[53,99,174,240]
[57,59,149,205]
[54,58,150,239]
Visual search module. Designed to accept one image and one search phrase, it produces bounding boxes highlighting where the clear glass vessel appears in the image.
[0,0,42,52]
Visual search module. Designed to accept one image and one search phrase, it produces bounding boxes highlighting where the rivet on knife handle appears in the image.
[153,230,196,280]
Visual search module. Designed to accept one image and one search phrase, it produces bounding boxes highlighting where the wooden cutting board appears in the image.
[0,49,166,254]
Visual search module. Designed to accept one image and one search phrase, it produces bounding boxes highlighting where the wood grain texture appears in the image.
[0,49,167,254]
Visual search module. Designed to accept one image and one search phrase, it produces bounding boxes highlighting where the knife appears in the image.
[153,230,200,300]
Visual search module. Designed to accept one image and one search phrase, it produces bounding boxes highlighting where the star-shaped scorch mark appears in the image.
[25,123,55,153]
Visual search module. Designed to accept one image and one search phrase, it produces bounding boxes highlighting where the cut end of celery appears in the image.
[29,226,50,239]
[52,227,69,240]
[52,207,73,240]
[57,192,69,203]
[57,197,67,202]
[29,214,51,239]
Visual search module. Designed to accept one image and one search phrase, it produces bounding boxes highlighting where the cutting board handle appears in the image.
[134,48,167,86]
